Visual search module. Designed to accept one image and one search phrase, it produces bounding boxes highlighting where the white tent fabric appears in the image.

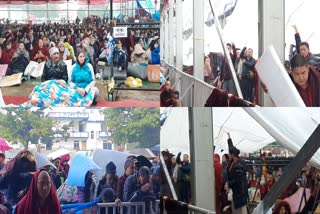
[245,108,320,168]
[47,148,71,160]
[182,0,259,65]
[161,108,320,167]
[160,108,190,156]
[212,108,275,154]
[180,0,320,65]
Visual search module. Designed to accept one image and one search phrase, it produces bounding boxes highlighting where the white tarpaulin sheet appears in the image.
[255,46,305,107]
[161,108,320,167]
[93,149,130,180]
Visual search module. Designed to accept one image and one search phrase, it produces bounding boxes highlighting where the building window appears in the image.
[74,141,79,150]
[91,131,94,139]
[103,142,112,150]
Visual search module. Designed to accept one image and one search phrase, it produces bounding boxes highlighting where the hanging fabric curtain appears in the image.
[205,88,255,107]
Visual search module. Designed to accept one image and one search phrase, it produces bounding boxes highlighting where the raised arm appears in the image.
[293,25,301,54]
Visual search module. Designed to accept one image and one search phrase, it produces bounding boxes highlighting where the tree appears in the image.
[103,108,160,148]
[0,108,70,150]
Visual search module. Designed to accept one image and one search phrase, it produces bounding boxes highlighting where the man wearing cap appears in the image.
[129,166,156,214]
[41,46,68,82]
[112,39,128,72]
[97,161,118,197]
[117,159,135,201]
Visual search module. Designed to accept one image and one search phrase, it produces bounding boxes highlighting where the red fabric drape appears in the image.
[15,169,62,214]
[214,154,223,214]
[0,0,130,5]
[205,88,255,107]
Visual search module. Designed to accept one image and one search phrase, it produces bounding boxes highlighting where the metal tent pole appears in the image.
[175,0,183,71]
[208,0,243,99]
[193,0,204,81]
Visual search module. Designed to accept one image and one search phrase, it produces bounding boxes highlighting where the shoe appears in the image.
[92,97,97,105]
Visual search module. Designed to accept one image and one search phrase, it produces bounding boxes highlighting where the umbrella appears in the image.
[0,138,12,151]
[33,152,56,169]
[67,154,101,187]
[93,149,130,180]
[151,144,160,154]
[47,148,71,160]
[137,155,153,169]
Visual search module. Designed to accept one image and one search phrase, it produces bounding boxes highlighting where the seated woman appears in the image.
[21,49,98,107]
[70,49,99,104]
[14,169,62,214]
[131,44,149,66]
[8,43,30,75]
[58,42,73,61]
[31,39,49,63]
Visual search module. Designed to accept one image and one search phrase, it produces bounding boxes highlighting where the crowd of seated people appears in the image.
[0,19,160,106]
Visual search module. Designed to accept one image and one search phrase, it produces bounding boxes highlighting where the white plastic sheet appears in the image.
[24,61,45,78]
[33,151,56,169]
[255,46,305,107]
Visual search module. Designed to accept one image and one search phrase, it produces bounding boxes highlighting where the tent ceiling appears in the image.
[161,108,320,168]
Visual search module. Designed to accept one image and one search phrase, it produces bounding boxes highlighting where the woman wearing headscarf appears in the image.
[31,38,49,63]
[214,154,223,214]
[14,169,62,214]
[131,44,149,65]
[0,150,35,205]
[8,42,30,75]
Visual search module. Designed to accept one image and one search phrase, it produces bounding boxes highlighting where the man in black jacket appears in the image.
[226,133,248,214]
[176,153,191,203]
[41,46,68,82]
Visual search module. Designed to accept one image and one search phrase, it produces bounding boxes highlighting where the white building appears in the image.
[46,108,113,151]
